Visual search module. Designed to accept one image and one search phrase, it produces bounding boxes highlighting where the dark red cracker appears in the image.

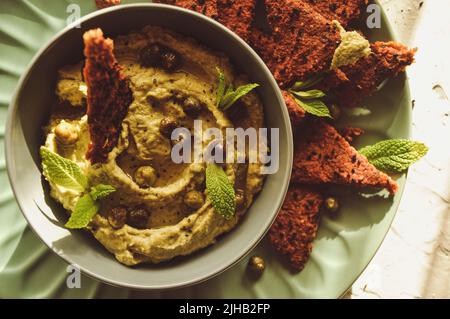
[291,119,398,194]
[248,26,279,68]
[95,0,121,9]
[268,185,323,272]
[83,29,133,164]
[303,0,368,26]
[321,41,416,108]
[155,0,256,41]
[340,127,364,143]
[282,90,305,127]
[156,0,219,18]
[216,0,256,41]
[250,0,341,88]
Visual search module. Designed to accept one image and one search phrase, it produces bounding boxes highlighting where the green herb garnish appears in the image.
[290,74,324,91]
[205,163,236,220]
[291,89,326,100]
[294,98,332,118]
[40,147,116,229]
[216,67,226,106]
[360,139,428,173]
[41,147,88,192]
[64,193,100,229]
[90,184,117,201]
[289,75,332,118]
[216,68,259,111]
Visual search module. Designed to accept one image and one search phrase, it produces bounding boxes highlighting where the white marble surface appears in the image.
[347,0,450,299]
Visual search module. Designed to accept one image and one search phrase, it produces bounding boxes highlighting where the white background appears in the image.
[347,0,450,299]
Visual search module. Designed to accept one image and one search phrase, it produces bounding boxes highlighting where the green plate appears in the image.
[0,0,411,298]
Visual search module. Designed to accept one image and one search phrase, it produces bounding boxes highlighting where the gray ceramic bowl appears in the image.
[5,4,292,290]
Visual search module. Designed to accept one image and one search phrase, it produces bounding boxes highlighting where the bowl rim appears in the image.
[5,3,293,290]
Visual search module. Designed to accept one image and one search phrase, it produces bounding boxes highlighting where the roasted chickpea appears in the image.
[184,190,204,210]
[135,166,157,188]
[248,256,265,276]
[108,206,127,229]
[54,122,78,145]
[127,206,150,229]
[140,43,163,67]
[159,117,179,138]
[324,197,340,213]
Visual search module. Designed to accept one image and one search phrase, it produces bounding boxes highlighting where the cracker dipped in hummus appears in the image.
[40,26,266,266]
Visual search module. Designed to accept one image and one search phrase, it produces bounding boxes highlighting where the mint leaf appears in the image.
[294,98,332,118]
[290,89,326,100]
[290,74,324,91]
[220,83,259,111]
[219,85,235,107]
[40,148,116,229]
[64,185,115,229]
[90,184,116,201]
[216,67,226,107]
[220,89,236,109]
[40,147,88,192]
[216,68,259,110]
[360,139,428,173]
[65,193,99,229]
[205,163,236,220]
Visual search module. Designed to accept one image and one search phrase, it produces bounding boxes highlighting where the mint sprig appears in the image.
[41,147,88,192]
[65,193,100,229]
[90,184,116,201]
[290,74,324,91]
[360,139,428,173]
[205,163,236,220]
[40,147,116,229]
[216,68,259,111]
[216,67,226,106]
[289,76,331,119]
[291,89,326,100]
[293,97,332,118]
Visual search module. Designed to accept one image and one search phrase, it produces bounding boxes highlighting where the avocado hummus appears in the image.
[43,26,265,266]
[331,21,371,70]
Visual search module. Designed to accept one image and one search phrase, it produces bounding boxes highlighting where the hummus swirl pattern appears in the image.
[43,26,266,266]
